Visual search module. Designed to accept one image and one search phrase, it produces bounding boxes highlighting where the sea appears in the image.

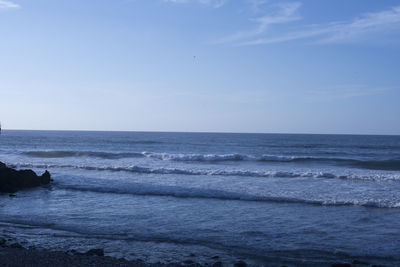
[0,130,400,266]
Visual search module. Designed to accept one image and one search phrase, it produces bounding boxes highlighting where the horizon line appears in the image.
[1,128,399,137]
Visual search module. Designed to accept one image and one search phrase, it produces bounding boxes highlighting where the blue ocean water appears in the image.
[1,130,400,265]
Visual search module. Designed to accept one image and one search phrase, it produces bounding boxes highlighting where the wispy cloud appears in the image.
[306,85,393,102]
[0,0,19,9]
[218,2,302,43]
[318,5,400,44]
[220,4,400,46]
[246,0,269,13]
[164,0,228,8]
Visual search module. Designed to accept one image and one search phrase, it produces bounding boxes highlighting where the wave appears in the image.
[21,150,400,170]
[23,151,144,159]
[114,140,163,145]
[9,162,400,182]
[53,183,400,208]
[22,150,247,161]
[146,154,400,171]
[142,152,246,161]
[349,160,400,171]
[144,153,312,162]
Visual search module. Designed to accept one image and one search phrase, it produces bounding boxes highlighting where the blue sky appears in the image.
[0,0,399,134]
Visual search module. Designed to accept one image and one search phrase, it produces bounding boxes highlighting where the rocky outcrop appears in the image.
[0,162,51,193]
[84,249,104,257]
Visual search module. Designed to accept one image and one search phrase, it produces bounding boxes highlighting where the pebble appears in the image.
[10,243,23,249]
[234,260,247,267]
[84,248,104,257]
[352,259,370,265]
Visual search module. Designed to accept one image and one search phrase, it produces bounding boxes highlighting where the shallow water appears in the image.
[1,130,400,265]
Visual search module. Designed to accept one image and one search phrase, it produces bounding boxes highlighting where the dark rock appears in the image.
[0,161,51,193]
[211,262,223,267]
[0,238,6,246]
[211,256,219,259]
[331,264,352,267]
[0,162,6,169]
[183,260,195,264]
[9,194,16,197]
[189,253,196,257]
[352,260,369,265]
[10,243,23,249]
[234,261,247,267]
[66,249,77,255]
[40,170,51,184]
[85,248,104,257]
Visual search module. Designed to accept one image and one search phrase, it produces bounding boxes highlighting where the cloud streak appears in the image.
[164,0,228,8]
[305,85,393,102]
[0,0,19,9]
[220,4,400,46]
[318,5,400,44]
[218,2,302,43]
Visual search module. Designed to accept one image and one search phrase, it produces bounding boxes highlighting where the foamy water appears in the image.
[1,130,400,265]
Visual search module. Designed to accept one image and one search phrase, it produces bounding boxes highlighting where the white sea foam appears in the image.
[8,162,400,182]
[20,150,400,170]
[21,150,324,162]
[142,152,246,161]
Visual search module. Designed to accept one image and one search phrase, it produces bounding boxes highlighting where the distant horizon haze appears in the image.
[1,128,399,137]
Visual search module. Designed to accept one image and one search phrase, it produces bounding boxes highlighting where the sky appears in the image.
[0,0,399,134]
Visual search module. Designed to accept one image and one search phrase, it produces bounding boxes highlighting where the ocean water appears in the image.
[1,130,400,266]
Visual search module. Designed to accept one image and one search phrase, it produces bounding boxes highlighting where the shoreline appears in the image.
[0,236,389,267]
[0,237,208,267]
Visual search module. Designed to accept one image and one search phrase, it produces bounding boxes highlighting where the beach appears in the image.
[0,238,159,266]
[0,242,146,267]
[0,237,384,266]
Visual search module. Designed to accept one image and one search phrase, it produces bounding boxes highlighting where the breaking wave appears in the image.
[53,183,400,209]
[9,162,400,182]
[21,150,400,170]
[23,151,144,159]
